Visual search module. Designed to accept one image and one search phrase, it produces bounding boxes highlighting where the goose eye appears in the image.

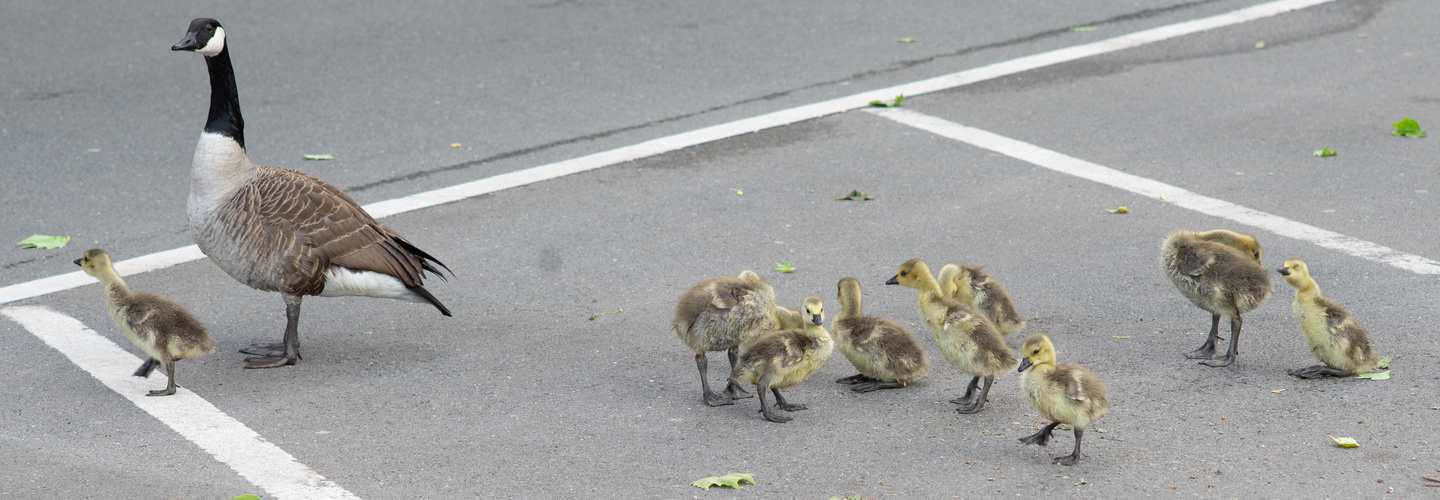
[900,271,908,277]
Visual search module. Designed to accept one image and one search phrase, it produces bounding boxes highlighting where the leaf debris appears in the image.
[302,154,335,161]
[17,235,70,249]
[869,94,905,108]
[836,189,874,201]
[774,260,796,273]
[1330,436,1360,448]
[1106,207,1130,214]
[588,309,623,321]
[1313,148,1337,157]
[895,37,917,43]
[1393,118,1427,138]
[1356,370,1390,380]
[692,473,755,491]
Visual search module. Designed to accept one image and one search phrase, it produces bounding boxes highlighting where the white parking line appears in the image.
[0,306,361,500]
[866,107,1440,275]
[0,0,1337,305]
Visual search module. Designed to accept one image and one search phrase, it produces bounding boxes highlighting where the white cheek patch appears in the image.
[197,27,226,56]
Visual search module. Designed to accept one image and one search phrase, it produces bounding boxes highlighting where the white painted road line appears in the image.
[0,0,1338,305]
[866,107,1440,275]
[0,306,361,500]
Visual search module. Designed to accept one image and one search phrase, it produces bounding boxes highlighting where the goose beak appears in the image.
[172,32,200,52]
[884,275,900,285]
[73,258,82,266]
[811,314,823,326]
[1017,357,1032,372]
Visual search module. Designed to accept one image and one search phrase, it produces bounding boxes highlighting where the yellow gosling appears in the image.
[731,297,833,423]
[1160,229,1273,367]
[1278,259,1380,378]
[1017,333,1110,466]
[76,249,216,396]
[832,277,929,392]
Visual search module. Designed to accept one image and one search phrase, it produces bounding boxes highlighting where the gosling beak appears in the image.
[1277,267,1290,277]
[811,314,823,326]
[1017,357,1032,372]
[884,275,900,285]
[73,258,82,266]
[172,32,200,52]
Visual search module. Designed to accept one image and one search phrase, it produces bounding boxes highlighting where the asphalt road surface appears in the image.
[3,0,1438,498]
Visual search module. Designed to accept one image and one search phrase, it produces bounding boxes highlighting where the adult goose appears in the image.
[172,18,451,368]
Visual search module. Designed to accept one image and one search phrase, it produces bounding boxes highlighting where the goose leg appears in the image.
[1185,314,1222,359]
[1055,427,1085,466]
[133,357,160,378]
[836,373,873,384]
[147,361,177,397]
[852,380,906,392]
[245,295,303,368]
[1199,316,1242,367]
[694,354,734,407]
[772,387,807,412]
[956,376,994,414]
[1019,421,1061,446]
[1288,365,1353,379]
[950,376,982,405]
[721,347,752,399]
[757,386,791,423]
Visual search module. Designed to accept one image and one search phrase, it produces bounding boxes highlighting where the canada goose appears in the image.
[76,249,217,396]
[1277,259,1380,378]
[1017,333,1110,466]
[1160,230,1273,367]
[888,259,1016,413]
[832,277,929,392]
[937,263,1026,336]
[172,19,451,368]
[673,270,777,406]
[730,296,833,423]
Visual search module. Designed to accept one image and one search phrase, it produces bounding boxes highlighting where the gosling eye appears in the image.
[1253,252,1260,259]
[900,271,908,277]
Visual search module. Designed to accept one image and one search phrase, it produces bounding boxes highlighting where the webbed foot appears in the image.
[244,355,299,369]
[704,390,736,407]
[852,381,905,393]
[836,374,872,384]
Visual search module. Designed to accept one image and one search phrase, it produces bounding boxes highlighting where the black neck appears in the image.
[203,45,246,149]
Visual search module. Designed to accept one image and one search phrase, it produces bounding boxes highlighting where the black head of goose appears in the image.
[172,18,452,369]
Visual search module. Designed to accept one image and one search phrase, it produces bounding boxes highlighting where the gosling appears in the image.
[1160,230,1273,367]
[75,249,216,396]
[832,277,929,392]
[672,270,777,406]
[1017,333,1110,466]
[888,259,1015,413]
[937,263,1026,336]
[730,296,833,423]
[1278,259,1380,378]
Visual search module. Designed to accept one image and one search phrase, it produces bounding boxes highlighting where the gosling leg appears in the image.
[244,295,302,368]
[1199,316,1242,367]
[852,380,906,393]
[133,357,160,378]
[836,373,873,384]
[694,354,734,407]
[950,376,982,405]
[1019,421,1061,446]
[771,387,807,412]
[722,346,752,399]
[1185,313,1222,359]
[1288,365,1354,379]
[1055,427,1085,466]
[147,361,177,397]
[757,386,791,423]
[956,376,994,414]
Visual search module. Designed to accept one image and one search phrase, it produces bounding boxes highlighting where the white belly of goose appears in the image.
[319,266,426,302]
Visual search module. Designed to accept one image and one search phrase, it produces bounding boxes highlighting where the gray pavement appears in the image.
[3,0,1438,498]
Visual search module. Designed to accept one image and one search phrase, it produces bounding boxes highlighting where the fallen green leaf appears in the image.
[774,261,795,273]
[1112,336,1131,339]
[1106,206,1130,214]
[1095,428,1110,433]
[1255,41,1266,49]
[692,473,755,491]
[1376,356,1394,369]
[868,94,905,108]
[1356,370,1390,380]
[588,309,623,321]
[1313,148,1337,157]
[1070,26,1098,32]
[836,189,874,201]
[1392,118,1427,138]
[895,37,917,43]
[303,154,335,160]
[17,235,70,249]
[1330,436,1359,448]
